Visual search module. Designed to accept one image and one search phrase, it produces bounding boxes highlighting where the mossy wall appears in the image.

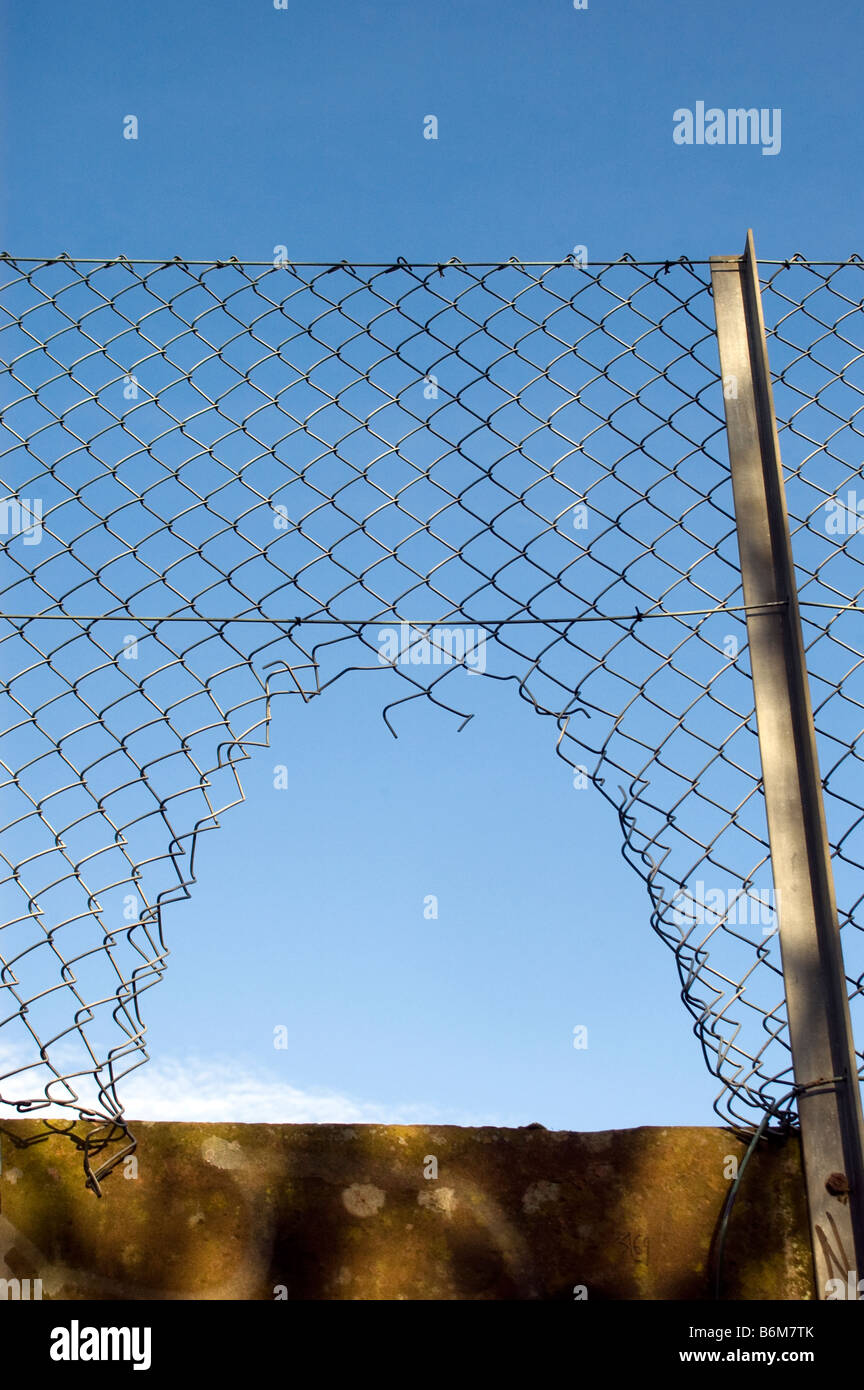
[0,1121,814,1300]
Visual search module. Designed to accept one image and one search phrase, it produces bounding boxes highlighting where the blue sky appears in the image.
[0,0,860,1132]
[2,0,861,263]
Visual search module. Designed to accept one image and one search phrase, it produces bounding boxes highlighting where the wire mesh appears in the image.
[0,250,855,1189]
[760,257,864,1115]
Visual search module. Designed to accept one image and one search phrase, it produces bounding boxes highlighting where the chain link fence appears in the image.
[761,257,864,1109]
[0,251,860,1189]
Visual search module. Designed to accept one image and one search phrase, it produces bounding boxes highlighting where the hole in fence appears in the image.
[130,671,720,1129]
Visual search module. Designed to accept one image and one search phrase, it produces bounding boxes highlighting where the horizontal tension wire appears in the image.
[0,600,791,625]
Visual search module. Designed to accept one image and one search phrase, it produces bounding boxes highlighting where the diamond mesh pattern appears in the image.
[0,251,856,1188]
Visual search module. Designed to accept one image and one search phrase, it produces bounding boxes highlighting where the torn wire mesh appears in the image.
[0,251,858,1189]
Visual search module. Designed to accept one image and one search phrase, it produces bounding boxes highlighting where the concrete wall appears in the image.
[0,1121,814,1300]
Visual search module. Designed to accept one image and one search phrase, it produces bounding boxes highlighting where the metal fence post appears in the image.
[711,230,864,1299]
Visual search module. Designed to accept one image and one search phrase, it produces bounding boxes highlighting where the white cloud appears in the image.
[1,1046,502,1127]
[122,1055,439,1123]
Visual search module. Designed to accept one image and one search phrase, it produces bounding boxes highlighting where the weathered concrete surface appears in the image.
[0,1122,814,1300]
